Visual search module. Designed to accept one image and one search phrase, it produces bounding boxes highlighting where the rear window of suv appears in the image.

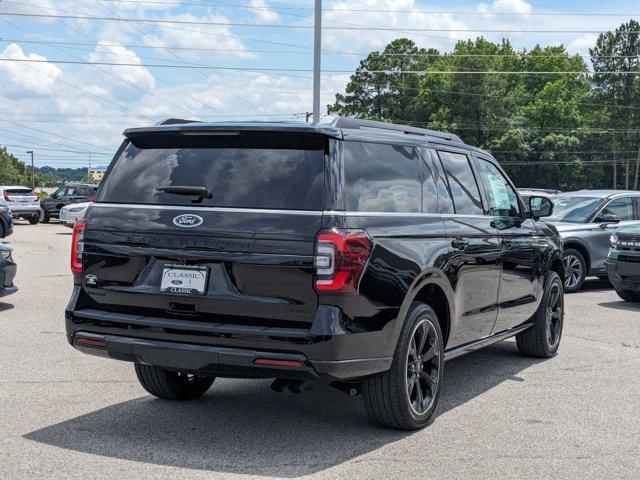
[97,132,325,210]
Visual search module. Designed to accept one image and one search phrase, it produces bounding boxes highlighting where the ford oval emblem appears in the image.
[171,279,183,285]
[173,214,204,228]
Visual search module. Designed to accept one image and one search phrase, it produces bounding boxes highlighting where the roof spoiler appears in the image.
[330,117,464,143]
[156,118,202,126]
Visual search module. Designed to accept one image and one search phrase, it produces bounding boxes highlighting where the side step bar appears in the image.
[444,323,532,361]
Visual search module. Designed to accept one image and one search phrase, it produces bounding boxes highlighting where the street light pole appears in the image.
[312,0,322,124]
[26,150,34,191]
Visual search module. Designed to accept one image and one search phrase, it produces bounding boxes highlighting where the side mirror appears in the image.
[599,212,620,226]
[529,196,553,219]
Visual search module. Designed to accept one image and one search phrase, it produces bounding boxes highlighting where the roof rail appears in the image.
[330,117,464,143]
[157,118,201,126]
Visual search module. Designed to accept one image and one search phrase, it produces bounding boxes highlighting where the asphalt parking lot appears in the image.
[1,221,639,479]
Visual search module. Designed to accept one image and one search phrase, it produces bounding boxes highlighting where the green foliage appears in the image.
[329,23,640,191]
[1,148,65,188]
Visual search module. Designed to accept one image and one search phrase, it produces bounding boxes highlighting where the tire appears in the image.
[134,363,214,400]
[616,290,640,302]
[28,216,39,225]
[362,302,445,430]
[516,271,564,358]
[39,207,50,224]
[563,248,587,293]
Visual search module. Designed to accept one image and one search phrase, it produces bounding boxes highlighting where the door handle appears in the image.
[451,238,469,250]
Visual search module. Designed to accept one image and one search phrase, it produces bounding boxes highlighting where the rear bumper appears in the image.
[10,206,39,217]
[65,288,396,382]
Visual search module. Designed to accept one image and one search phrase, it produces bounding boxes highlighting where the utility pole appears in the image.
[312,0,322,124]
[26,150,34,191]
[305,112,313,123]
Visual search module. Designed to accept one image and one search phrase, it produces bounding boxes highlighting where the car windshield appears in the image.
[545,196,602,223]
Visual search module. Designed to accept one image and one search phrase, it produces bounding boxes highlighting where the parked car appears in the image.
[59,202,91,228]
[66,117,565,430]
[607,225,640,302]
[0,243,17,299]
[0,186,40,224]
[40,184,97,223]
[543,190,640,292]
[0,206,13,238]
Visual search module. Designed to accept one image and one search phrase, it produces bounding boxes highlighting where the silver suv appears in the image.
[544,190,640,292]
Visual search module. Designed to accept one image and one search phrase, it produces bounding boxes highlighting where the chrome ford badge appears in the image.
[173,214,204,228]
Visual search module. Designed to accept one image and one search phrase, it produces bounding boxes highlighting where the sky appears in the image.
[0,0,638,169]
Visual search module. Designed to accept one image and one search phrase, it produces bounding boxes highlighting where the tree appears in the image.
[328,39,439,123]
[590,20,640,189]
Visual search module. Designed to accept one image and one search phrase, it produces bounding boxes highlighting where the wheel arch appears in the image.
[562,239,591,271]
[395,268,455,349]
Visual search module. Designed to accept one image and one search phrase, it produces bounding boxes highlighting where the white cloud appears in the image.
[88,41,155,96]
[250,0,280,23]
[566,34,599,55]
[0,44,62,97]
[488,0,532,15]
[141,12,256,60]
[323,0,469,52]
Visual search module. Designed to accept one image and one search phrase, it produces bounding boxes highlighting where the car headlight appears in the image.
[610,234,619,248]
[69,206,86,213]
[0,249,11,260]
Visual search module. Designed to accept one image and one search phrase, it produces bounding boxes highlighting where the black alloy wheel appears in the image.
[362,302,444,430]
[406,318,441,416]
[545,281,563,349]
[516,271,564,358]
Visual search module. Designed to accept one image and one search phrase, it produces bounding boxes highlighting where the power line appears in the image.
[3,11,639,34]
[6,37,640,60]
[92,0,273,120]
[6,57,640,75]
[95,0,640,17]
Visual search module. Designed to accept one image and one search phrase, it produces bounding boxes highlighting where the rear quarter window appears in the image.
[97,133,326,210]
[344,141,422,213]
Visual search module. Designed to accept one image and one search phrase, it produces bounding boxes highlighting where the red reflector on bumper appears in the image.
[76,337,107,348]
[254,359,303,368]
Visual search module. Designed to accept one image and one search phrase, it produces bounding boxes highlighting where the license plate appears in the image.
[160,265,208,295]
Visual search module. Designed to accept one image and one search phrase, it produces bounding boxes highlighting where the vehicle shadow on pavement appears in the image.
[0,302,14,312]
[598,301,640,313]
[24,341,541,477]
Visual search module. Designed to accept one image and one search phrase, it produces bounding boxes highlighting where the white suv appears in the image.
[0,186,41,224]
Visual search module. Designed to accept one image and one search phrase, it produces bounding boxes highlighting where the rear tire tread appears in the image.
[362,302,443,430]
[134,363,214,401]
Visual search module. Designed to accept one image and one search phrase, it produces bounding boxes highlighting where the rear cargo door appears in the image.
[84,130,327,328]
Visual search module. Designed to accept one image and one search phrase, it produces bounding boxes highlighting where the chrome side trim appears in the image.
[93,203,324,216]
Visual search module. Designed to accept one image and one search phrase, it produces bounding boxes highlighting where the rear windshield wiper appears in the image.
[155,185,212,203]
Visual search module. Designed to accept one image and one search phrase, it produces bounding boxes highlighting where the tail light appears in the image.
[315,229,372,293]
[87,198,94,203]
[71,220,86,273]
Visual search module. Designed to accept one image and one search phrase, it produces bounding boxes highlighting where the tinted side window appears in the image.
[426,149,454,214]
[420,149,438,214]
[476,159,520,217]
[602,197,634,221]
[437,151,483,215]
[344,142,421,213]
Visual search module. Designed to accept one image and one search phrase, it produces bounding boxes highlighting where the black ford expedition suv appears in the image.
[66,117,565,430]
